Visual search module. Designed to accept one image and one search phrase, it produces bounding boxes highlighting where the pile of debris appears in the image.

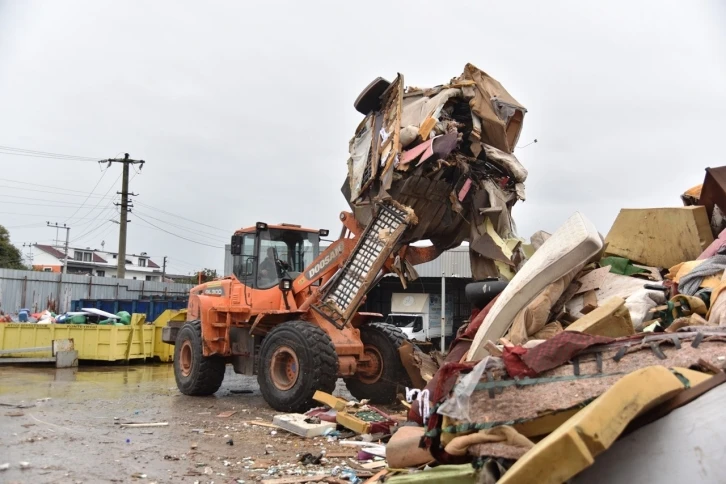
[343,63,528,280]
[376,167,726,483]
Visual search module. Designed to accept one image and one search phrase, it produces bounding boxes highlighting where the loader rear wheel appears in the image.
[174,321,226,396]
[345,322,411,404]
[258,321,338,413]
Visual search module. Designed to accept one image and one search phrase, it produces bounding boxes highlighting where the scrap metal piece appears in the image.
[649,342,667,360]
[692,332,705,348]
[613,346,628,363]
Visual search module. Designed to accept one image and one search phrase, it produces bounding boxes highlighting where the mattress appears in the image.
[467,212,603,361]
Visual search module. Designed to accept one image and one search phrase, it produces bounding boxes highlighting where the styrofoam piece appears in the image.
[81,308,119,319]
[272,413,337,437]
[467,212,603,361]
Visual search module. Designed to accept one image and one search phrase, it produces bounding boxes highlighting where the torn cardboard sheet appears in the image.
[398,340,440,389]
[506,268,581,345]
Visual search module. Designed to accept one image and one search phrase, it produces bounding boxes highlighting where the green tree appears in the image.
[0,225,27,269]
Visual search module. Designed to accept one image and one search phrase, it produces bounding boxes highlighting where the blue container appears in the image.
[70,297,188,322]
[18,309,29,322]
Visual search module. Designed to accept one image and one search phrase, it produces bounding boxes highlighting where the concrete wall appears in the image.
[0,269,193,314]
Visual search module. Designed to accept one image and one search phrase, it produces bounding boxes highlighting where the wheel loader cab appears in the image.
[230,222,326,290]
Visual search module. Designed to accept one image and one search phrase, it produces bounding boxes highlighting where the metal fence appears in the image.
[0,269,194,314]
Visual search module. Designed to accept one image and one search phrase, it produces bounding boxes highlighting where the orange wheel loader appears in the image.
[162,202,439,412]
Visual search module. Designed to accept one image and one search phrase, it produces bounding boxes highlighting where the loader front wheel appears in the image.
[258,321,338,412]
[174,321,226,396]
[345,323,411,404]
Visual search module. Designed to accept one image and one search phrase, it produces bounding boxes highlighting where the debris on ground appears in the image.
[386,162,726,482]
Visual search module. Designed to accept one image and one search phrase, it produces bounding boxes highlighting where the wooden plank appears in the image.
[417,117,436,140]
[574,267,611,295]
[217,410,237,418]
[243,420,280,429]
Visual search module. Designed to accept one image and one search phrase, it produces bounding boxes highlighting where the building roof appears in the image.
[34,244,160,271]
[35,244,67,259]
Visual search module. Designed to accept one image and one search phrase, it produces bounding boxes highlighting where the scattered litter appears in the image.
[217,410,237,418]
[131,472,146,479]
[273,413,336,437]
[0,463,8,471]
[242,420,279,429]
[120,422,168,428]
[4,411,24,417]
[297,452,323,465]
[226,438,234,446]
[164,455,180,461]
[0,402,35,409]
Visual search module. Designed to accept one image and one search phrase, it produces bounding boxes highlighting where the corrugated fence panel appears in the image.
[413,247,472,278]
[0,269,193,313]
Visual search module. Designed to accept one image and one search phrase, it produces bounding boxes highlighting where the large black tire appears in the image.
[174,321,226,396]
[257,321,338,413]
[345,322,412,404]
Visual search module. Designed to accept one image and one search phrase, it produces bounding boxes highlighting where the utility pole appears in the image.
[162,256,167,280]
[22,242,37,266]
[46,223,70,274]
[103,153,145,279]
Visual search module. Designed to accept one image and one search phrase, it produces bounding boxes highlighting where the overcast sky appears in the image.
[1,1,724,275]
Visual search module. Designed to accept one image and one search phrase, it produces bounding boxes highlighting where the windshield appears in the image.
[386,314,422,329]
[232,229,320,289]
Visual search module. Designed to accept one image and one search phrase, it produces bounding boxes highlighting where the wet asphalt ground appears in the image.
[0,364,400,484]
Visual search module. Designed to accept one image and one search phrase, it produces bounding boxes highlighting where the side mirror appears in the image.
[319,229,329,237]
[231,235,243,256]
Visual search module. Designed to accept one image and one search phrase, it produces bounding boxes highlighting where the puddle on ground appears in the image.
[0,364,176,400]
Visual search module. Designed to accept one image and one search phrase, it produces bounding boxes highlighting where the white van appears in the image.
[386,293,453,342]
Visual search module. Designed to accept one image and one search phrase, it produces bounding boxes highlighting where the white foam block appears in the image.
[272,413,336,438]
[467,212,603,361]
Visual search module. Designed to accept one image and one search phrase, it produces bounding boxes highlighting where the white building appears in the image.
[33,245,164,281]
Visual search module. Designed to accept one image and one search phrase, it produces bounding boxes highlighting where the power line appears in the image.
[0,177,116,196]
[134,212,223,248]
[71,173,123,222]
[64,168,109,224]
[134,201,229,233]
[0,194,115,207]
[0,211,116,219]
[0,185,114,199]
[0,200,116,208]
[0,145,101,161]
[72,220,111,244]
[132,208,229,243]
